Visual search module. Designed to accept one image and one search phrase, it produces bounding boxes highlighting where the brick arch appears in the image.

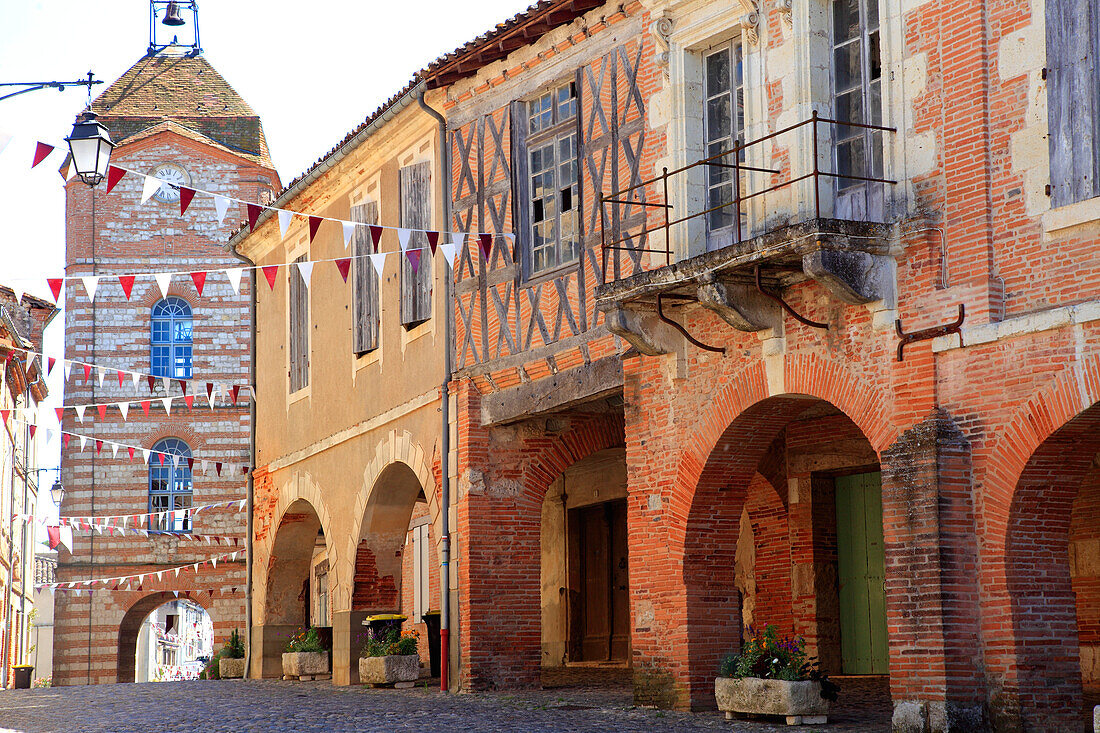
[521,411,626,507]
[116,589,214,683]
[343,429,440,614]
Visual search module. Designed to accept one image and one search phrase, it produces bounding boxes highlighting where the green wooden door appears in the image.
[835,471,889,674]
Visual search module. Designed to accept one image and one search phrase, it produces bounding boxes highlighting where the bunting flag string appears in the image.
[37,519,244,543]
[34,550,241,591]
[12,498,246,527]
[40,585,242,597]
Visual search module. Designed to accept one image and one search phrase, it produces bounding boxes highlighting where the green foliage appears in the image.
[718,624,839,702]
[201,651,222,680]
[360,627,418,658]
[31,675,51,688]
[285,627,325,653]
[222,628,245,659]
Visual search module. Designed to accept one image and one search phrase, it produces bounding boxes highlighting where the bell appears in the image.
[162,2,186,26]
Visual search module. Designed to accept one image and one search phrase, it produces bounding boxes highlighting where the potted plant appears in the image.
[282,627,330,680]
[359,627,420,687]
[218,629,246,679]
[715,625,838,725]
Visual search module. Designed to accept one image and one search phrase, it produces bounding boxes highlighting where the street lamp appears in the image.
[65,111,115,187]
[50,480,64,508]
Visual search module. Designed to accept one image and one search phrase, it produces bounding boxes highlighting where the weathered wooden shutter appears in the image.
[288,254,309,391]
[351,201,379,353]
[400,161,432,326]
[1046,0,1100,206]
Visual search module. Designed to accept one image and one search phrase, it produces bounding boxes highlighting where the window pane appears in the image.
[705,50,731,98]
[833,0,861,44]
[707,94,733,145]
[837,137,867,189]
[834,41,861,93]
[708,183,734,230]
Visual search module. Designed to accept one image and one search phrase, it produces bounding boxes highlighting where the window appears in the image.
[410,521,430,620]
[526,82,580,276]
[400,162,432,327]
[151,298,192,379]
[832,0,885,220]
[148,438,192,532]
[351,201,380,353]
[1045,0,1100,206]
[289,254,309,392]
[704,43,745,233]
[316,568,329,626]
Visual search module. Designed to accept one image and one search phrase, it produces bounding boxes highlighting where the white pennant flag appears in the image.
[141,175,162,204]
[211,557,218,568]
[131,371,140,389]
[81,276,99,301]
[213,195,231,224]
[173,590,179,597]
[65,161,76,181]
[225,268,243,294]
[45,428,54,445]
[277,210,293,238]
[161,397,172,416]
[63,360,73,381]
[342,221,356,249]
[59,526,73,553]
[238,499,246,511]
[296,261,314,288]
[171,454,179,470]
[207,384,218,410]
[157,571,164,581]
[110,443,119,459]
[118,401,129,420]
[0,133,11,157]
[396,228,412,251]
[75,404,86,423]
[79,435,87,451]
[121,515,128,528]
[155,273,172,299]
[201,460,208,475]
[97,367,105,387]
[369,252,386,278]
[142,448,151,464]
[440,241,458,266]
[11,285,24,304]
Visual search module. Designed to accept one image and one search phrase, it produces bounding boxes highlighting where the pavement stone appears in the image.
[0,676,891,732]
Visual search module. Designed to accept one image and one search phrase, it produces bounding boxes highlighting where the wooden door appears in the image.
[835,471,888,675]
[567,499,630,663]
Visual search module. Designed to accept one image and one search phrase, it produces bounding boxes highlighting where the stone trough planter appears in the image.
[359,654,420,688]
[282,651,330,681]
[714,676,828,726]
[219,656,246,679]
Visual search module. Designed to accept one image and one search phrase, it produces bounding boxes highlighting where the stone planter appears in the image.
[359,654,420,687]
[714,676,828,725]
[219,656,246,679]
[282,651,329,680]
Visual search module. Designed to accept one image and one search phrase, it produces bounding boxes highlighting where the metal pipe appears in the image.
[655,294,725,353]
[417,89,453,693]
[2,364,16,687]
[754,265,829,330]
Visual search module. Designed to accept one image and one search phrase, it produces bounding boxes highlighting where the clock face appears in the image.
[151,163,190,203]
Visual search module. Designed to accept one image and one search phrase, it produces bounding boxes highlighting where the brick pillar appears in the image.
[331,610,369,685]
[881,410,986,732]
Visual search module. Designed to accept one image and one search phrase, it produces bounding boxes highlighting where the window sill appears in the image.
[401,317,435,353]
[288,385,310,405]
[353,346,382,375]
[523,260,578,288]
[1043,195,1100,234]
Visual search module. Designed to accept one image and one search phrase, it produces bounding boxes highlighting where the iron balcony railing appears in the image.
[599,111,897,284]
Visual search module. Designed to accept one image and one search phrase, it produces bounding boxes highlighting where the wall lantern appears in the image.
[50,480,65,508]
[65,111,115,187]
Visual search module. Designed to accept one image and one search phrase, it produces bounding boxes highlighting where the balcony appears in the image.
[594,114,896,354]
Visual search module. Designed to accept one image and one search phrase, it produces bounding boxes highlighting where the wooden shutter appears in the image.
[351,201,379,353]
[1046,0,1100,206]
[400,161,433,326]
[288,254,309,391]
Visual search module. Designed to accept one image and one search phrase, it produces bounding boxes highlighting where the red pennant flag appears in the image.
[215,462,223,476]
[141,400,150,416]
[179,186,196,215]
[184,395,194,409]
[230,385,241,403]
[247,203,262,230]
[28,425,36,439]
[118,275,136,300]
[47,526,60,550]
[158,453,165,465]
[47,357,56,376]
[118,370,126,387]
[206,382,214,400]
[128,446,135,461]
[308,216,323,242]
[178,379,188,395]
[478,233,493,259]
[406,248,421,273]
[262,265,278,291]
[95,440,103,454]
[47,278,63,301]
[96,405,107,420]
[105,166,126,194]
[241,466,250,475]
[147,375,155,392]
[62,433,70,449]
[427,231,440,254]
[31,142,54,168]
[335,258,351,283]
[0,409,8,424]
[369,225,383,247]
[187,457,195,470]
[190,271,207,296]
[82,364,92,382]
[55,407,64,422]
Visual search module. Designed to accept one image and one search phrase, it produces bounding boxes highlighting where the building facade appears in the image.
[55,46,279,685]
[242,0,1100,729]
[0,288,56,687]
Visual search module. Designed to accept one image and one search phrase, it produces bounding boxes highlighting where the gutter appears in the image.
[416,89,454,693]
[226,81,427,253]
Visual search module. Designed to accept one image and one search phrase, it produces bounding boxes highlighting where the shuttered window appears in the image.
[1046,0,1100,206]
[289,254,309,392]
[400,161,432,327]
[351,201,380,353]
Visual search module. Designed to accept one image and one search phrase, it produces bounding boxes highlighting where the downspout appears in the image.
[229,248,257,680]
[2,367,15,688]
[417,89,453,693]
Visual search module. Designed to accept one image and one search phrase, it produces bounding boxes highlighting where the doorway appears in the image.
[835,471,888,674]
[567,499,630,663]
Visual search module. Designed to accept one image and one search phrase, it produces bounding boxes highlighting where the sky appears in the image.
[0,0,533,527]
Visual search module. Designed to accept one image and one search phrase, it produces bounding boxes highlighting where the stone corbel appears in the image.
[696,276,782,332]
[738,0,760,45]
[778,0,793,29]
[802,250,896,306]
[649,14,673,81]
[605,305,681,356]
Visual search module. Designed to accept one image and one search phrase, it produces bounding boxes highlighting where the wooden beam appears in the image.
[480,356,623,426]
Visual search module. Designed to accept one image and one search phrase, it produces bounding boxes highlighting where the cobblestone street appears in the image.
[0,676,890,732]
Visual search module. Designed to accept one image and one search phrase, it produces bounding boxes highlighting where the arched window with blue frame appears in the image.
[149,438,193,532]
[151,297,193,379]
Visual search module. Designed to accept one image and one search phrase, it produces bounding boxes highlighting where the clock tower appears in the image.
[56,8,279,685]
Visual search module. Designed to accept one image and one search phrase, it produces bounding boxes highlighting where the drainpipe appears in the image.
[418,89,453,693]
[229,248,257,680]
[2,369,16,688]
